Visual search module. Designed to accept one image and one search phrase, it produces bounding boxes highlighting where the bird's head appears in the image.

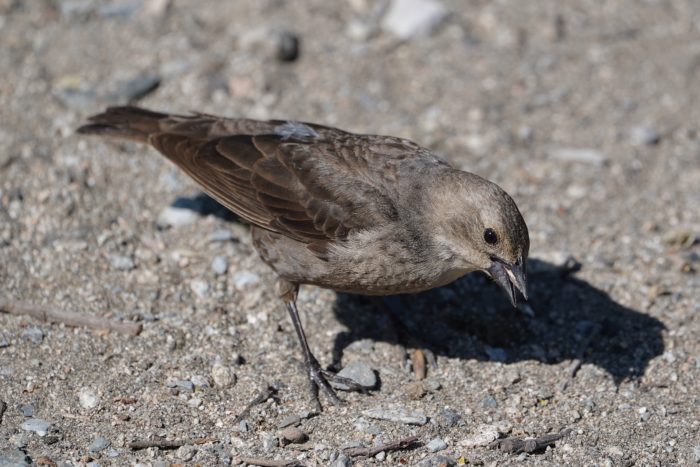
[426,170,530,306]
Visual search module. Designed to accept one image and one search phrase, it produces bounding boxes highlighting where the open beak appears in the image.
[487,256,528,307]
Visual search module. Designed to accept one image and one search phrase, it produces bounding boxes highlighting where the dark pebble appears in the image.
[277,31,300,62]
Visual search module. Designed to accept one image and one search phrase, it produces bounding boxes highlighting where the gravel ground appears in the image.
[1,1,699,465]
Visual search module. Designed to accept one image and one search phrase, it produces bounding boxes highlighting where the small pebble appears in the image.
[426,437,448,453]
[78,387,100,410]
[375,450,386,461]
[190,375,211,389]
[9,433,29,448]
[232,271,260,289]
[261,432,278,451]
[415,455,455,467]
[190,279,210,298]
[176,444,197,461]
[238,420,250,432]
[362,406,427,425]
[481,394,498,408]
[549,147,607,166]
[0,337,9,348]
[434,408,461,428]
[382,0,449,39]
[279,426,307,446]
[277,31,300,62]
[329,452,352,467]
[188,397,202,408]
[167,380,195,393]
[211,363,236,388]
[629,125,661,146]
[19,404,34,417]
[109,254,135,271]
[20,418,53,436]
[89,437,111,453]
[211,256,228,275]
[21,327,43,345]
[461,422,511,448]
[157,206,199,228]
[693,445,700,463]
[277,414,301,429]
[0,449,31,467]
[331,361,377,390]
[208,229,234,242]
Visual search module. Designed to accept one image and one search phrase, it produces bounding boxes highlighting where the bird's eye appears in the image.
[484,228,498,244]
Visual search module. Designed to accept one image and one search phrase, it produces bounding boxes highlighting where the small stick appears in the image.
[490,429,571,454]
[344,436,418,457]
[233,385,277,424]
[239,457,300,467]
[0,400,7,425]
[0,300,142,336]
[129,437,217,450]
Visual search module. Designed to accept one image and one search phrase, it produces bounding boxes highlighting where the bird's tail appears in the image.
[76,106,169,143]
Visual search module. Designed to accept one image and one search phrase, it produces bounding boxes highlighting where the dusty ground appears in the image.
[1,0,699,465]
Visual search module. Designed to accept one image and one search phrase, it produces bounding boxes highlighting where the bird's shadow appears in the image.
[170,193,665,383]
[330,258,665,383]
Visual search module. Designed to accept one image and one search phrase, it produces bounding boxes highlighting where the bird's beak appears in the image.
[487,256,528,307]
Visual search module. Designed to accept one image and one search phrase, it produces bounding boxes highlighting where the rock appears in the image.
[98,0,141,18]
[238,420,250,432]
[279,426,307,446]
[629,125,661,146]
[461,422,512,448]
[208,229,234,242]
[19,404,34,417]
[329,452,352,467]
[415,455,456,467]
[109,254,135,271]
[434,408,461,428]
[176,444,197,461]
[277,31,300,62]
[331,361,377,390]
[381,0,449,39]
[157,206,199,228]
[9,433,28,448]
[20,418,53,436]
[277,414,301,429]
[211,256,228,275]
[188,397,202,408]
[211,363,236,388]
[261,432,278,451]
[549,147,607,166]
[78,387,99,409]
[190,279,209,298]
[480,394,498,408]
[167,380,195,393]
[0,449,31,467]
[190,375,211,389]
[362,406,427,425]
[107,73,161,104]
[232,271,260,289]
[426,437,448,452]
[0,337,8,348]
[21,327,43,344]
[89,437,110,453]
[375,451,386,461]
[693,445,700,463]
[605,446,624,457]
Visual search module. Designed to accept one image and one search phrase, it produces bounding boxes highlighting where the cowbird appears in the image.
[78,106,529,409]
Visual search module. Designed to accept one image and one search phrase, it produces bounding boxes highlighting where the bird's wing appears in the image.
[78,107,436,255]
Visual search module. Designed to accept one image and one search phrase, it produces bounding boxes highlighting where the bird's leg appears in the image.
[278,279,361,410]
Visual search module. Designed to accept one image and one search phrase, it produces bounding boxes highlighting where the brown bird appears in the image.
[78,106,529,409]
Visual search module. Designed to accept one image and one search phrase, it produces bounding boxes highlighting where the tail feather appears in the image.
[77,106,169,142]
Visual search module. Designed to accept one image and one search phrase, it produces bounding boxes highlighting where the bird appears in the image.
[78,106,529,410]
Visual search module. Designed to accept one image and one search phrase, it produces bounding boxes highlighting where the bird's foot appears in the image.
[305,356,373,411]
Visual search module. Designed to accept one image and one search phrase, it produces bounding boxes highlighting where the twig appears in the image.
[490,429,571,454]
[128,437,217,450]
[239,457,300,467]
[233,385,278,424]
[0,300,142,336]
[344,436,418,457]
[0,400,7,425]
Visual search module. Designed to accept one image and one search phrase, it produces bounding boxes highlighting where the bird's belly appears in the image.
[251,227,471,296]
